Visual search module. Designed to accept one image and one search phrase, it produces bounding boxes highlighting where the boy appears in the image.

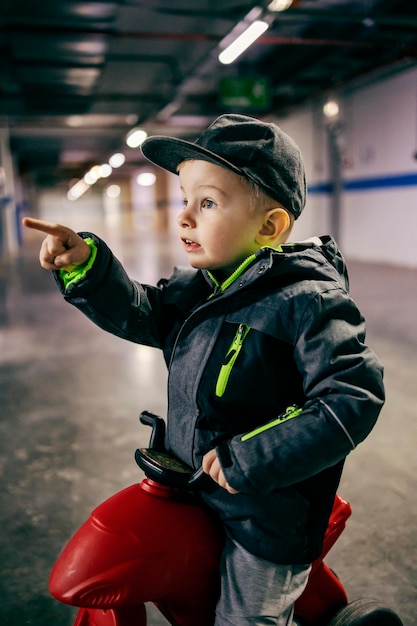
[23,114,384,625]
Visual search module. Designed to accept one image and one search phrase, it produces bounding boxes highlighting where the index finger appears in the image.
[22,217,71,240]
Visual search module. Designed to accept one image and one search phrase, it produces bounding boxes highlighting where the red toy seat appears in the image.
[50,482,351,626]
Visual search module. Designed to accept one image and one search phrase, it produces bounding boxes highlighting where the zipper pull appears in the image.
[215,324,251,397]
[220,325,245,366]
[208,284,222,299]
[232,324,246,348]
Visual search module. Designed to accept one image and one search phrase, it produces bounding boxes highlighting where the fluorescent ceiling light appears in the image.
[126,128,148,148]
[67,179,90,201]
[218,20,269,65]
[136,172,156,187]
[323,100,339,118]
[106,185,121,199]
[84,166,100,185]
[109,153,125,168]
[268,0,293,11]
[98,164,112,178]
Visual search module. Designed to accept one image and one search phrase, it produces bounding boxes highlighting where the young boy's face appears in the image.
[177,159,267,276]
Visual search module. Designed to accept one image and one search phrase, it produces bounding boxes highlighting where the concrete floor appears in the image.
[0,219,416,625]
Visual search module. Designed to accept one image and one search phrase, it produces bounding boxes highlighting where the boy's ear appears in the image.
[256,208,291,244]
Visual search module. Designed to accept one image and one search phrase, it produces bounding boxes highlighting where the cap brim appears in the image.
[141,136,243,177]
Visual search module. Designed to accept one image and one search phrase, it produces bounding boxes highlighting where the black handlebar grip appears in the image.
[139,411,166,452]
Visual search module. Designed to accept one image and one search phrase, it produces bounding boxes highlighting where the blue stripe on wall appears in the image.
[308,171,417,194]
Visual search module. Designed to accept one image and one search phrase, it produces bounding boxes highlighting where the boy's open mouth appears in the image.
[182,238,201,250]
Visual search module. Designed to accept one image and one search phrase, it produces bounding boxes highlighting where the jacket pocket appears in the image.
[215,324,251,397]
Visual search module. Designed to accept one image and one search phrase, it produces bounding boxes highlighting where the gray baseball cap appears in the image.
[141,113,306,219]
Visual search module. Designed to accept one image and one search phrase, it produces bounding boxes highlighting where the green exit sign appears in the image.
[219,77,271,109]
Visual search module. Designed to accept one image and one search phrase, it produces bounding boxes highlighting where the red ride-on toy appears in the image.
[49,411,403,626]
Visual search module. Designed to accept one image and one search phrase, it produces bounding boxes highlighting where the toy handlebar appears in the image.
[138,410,166,451]
[135,411,205,489]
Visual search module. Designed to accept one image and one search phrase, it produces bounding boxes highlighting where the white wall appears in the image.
[275,66,417,267]
[342,69,417,266]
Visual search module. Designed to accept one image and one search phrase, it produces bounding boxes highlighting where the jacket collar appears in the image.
[201,236,346,295]
[203,247,275,295]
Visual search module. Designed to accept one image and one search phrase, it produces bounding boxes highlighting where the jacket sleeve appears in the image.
[220,285,385,494]
[53,233,169,349]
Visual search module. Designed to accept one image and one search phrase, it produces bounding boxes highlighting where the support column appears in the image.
[326,122,343,244]
[0,126,19,257]
[154,169,169,233]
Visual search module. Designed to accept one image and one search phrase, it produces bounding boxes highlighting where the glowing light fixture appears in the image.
[106,184,121,198]
[323,100,340,119]
[126,128,148,148]
[268,0,293,11]
[98,163,112,178]
[84,166,100,185]
[136,172,156,187]
[218,20,269,65]
[109,152,125,168]
[66,115,83,127]
[125,114,139,126]
[67,179,90,201]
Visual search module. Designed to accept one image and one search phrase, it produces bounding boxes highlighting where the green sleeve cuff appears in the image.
[59,237,98,289]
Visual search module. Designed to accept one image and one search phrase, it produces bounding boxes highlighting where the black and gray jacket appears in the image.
[55,234,384,564]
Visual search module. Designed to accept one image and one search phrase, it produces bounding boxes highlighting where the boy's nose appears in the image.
[177,207,195,228]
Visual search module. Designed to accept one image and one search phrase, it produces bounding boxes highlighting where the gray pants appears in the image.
[215,532,311,626]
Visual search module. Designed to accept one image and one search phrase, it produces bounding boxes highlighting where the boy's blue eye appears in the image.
[203,199,216,209]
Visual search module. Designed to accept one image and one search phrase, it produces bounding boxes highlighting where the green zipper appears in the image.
[207,253,257,297]
[215,324,251,397]
[241,405,302,441]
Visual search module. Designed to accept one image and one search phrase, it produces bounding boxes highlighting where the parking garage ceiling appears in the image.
[1,0,417,185]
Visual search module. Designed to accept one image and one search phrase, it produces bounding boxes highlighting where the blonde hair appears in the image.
[241,176,293,221]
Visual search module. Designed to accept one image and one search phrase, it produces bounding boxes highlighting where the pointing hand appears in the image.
[22,217,92,271]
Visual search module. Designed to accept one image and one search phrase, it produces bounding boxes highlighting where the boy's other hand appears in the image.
[22,217,92,271]
[202,449,239,494]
